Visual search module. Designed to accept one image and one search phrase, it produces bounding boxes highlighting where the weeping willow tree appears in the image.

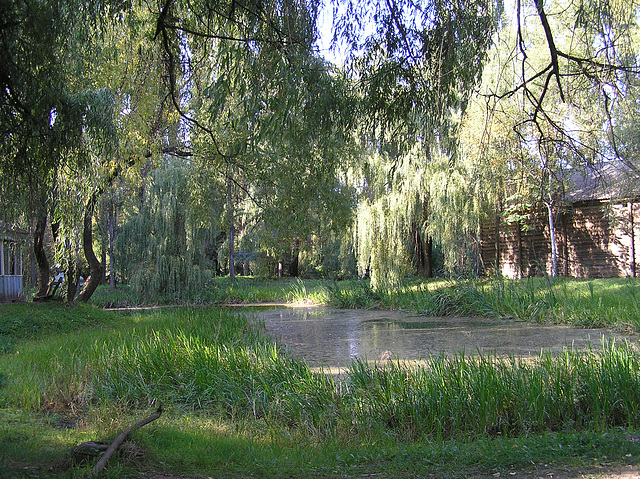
[331,0,502,288]
[354,143,480,288]
[118,158,218,302]
[178,0,356,280]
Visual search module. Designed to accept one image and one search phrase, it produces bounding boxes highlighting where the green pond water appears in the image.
[251,306,631,369]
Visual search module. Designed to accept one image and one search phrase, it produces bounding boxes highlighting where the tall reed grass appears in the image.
[91,276,640,332]
[3,306,640,444]
[385,276,640,330]
[348,342,640,440]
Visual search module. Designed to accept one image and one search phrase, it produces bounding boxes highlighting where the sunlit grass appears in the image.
[2,304,640,477]
[367,276,640,331]
[3,307,640,438]
[90,276,640,332]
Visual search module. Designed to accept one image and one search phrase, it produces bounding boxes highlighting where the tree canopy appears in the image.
[1,0,639,297]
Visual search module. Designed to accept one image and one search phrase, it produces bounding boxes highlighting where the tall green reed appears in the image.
[401,276,640,330]
[346,341,640,441]
[3,305,640,445]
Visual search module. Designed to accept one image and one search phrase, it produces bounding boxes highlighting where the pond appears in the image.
[251,306,632,370]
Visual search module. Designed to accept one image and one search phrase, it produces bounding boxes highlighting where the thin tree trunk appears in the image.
[108,200,117,289]
[425,237,433,278]
[77,192,104,302]
[65,238,78,303]
[630,202,636,278]
[229,226,235,282]
[30,252,37,287]
[545,201,558,278]
[516,223,523,279]
[227,177,235,282]
[289,238,300,277]
[33,213,50,297]
[494,205,501,275]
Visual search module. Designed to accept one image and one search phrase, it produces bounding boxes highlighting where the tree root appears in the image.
[74,405,162,478]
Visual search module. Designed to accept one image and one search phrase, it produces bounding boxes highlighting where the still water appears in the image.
[251,306,628,369]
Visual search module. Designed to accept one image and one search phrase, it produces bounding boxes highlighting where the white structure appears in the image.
[1,224,28,302]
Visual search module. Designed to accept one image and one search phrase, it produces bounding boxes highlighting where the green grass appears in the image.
[361,276,640,331]
[3,407,639,478]
[89,277,332,307]
[88,284,137,308]
[90,276,640,332]
[0,302,120,354]
[2,302,640,477]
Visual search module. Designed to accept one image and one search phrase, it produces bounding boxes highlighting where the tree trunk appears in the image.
[101,244,107,284]
[426,237,433,278]
[288,238,300,277]
[33,213,50,297]
[65,238,79,303]
[412,225,433,278]
[206,231,226,276]
[77,193,104,302]
[545,201,558,278]
[516,223,523,279]
[108,200,117,289]
[228,225,235,282]
[227,176,235,282]
[630,202,636,278]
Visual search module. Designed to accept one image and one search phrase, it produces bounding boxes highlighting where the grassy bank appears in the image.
[390,276,640,330]
[90,276,640,331]
[89,278,331,308]
[2,303,640,477]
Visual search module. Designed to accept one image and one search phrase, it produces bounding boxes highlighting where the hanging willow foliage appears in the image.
[354,145,480,289]
[117,158,217,302]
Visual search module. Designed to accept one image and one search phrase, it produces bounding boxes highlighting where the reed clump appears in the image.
[3,306,640,445]
[348,343,640,441]
[391,277,640,330]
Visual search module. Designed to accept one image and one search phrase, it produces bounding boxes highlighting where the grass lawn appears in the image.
[2,278,640,477]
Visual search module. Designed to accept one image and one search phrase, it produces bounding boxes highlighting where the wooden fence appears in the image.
[480,199,640,279]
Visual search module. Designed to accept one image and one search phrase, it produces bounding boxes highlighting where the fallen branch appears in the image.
[86,405,162,478]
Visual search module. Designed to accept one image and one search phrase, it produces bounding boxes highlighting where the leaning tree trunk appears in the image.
[77,192,104,302]
[33,213,50,297]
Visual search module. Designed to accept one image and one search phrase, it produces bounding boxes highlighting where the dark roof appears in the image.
[563,161,640,203]
[0,221,29,241]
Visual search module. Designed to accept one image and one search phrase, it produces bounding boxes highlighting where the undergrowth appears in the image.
[3,307,640,441]
[2,304,640,477]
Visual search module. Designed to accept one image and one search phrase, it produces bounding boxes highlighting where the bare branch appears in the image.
[533,0,564,103]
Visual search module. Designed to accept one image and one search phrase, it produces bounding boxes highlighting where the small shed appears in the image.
[1,222,29,302]
[480,161,640,279]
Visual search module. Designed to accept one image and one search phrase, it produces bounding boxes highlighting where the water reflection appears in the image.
[251,306,627,369]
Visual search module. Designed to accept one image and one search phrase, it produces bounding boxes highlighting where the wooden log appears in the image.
[82,405,162,478]
[72,441,110,463]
